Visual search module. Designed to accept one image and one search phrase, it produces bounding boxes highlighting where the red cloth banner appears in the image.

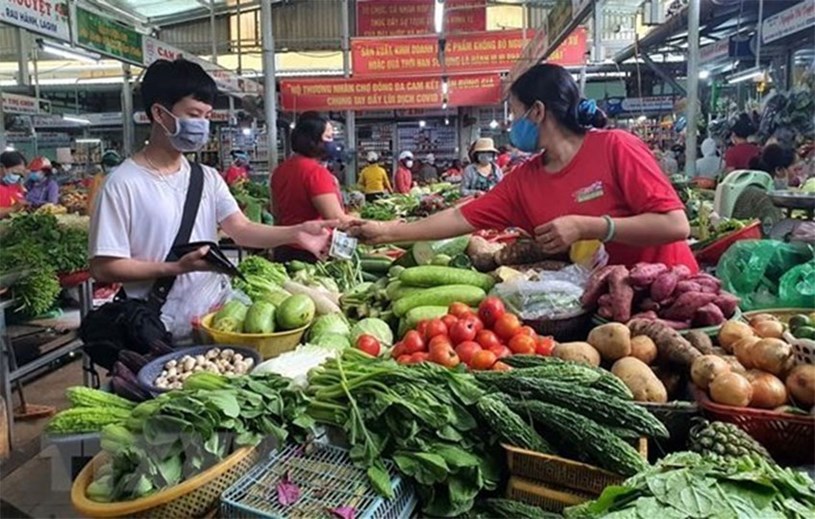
[356,0,486,37]
[546,27,587,67]
[280,74,501,112]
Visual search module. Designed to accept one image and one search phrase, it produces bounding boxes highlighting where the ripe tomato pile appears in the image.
[390,297,555,371]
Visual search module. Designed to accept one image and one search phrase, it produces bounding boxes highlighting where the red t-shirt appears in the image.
[460,130,698,271]
[270,154,342,226]
[496,152,511,169]
[0,184,23,208]
[724,142,761,170]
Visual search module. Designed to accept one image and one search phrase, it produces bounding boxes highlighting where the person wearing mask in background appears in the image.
[24,156,59,209]
[349,64,696,271]
[90,59,334,339]
[443,159,463,183]
[496,145,512,170]
[87,150,122,214]
[358,151,392,202]
[270,112,347,263]
[694,137,723,187]
[417,153,439,184]
[0,151,26,218]
[659,147,679,176]
[460,138,503,197]
[224,150,251,186]
[751,143,800,189]
[724,113,761,172]
[394,151,414,194]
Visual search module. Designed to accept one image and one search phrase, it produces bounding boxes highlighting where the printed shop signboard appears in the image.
[142,36,245,93]
[280,74,502,112]
[762,0,815,44]
[0,0,71,42]
[356,0,485,37]
[75,6,142,65]
[1,92,51,115]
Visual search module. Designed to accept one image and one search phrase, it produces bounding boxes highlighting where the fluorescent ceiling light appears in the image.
[637,115,648,123]
[434,0,444,33]
[489,119,499,129]
[75,138,102,144]
[242,127,252,136]
[4,145,15,151]
[77,77,125,84]
[40,42,100,63]
[728,66,766,84]
[63,115,91,124]
[699,70,710,79]
[441,77,449,95]
[419,120,427,128]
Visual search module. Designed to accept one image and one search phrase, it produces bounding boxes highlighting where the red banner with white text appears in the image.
[356,0,486,37]
[280,74,502,112]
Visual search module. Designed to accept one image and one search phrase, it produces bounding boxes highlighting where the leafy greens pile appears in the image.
[565,452,815,519]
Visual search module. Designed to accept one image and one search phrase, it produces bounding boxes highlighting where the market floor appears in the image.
[1,360,82,518]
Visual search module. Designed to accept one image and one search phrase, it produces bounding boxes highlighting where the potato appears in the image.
[718,320,755,353]
[553,341,601,367]
[611,357,668,403]
[753,320,785,339]
[709,372,753,407]
[691,355,732,390]
[786,365,815,407]
[630,335,658,365]
[588,323,632,361]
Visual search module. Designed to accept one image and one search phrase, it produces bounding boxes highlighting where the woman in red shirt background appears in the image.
[724,113,761,173]
[0,150,27,219]
[271,113,347,262]
[349,64,696,271]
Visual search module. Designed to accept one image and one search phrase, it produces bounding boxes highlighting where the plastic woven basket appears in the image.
[638,401,699,459]
[504,438,647,496]
[506,476,594,513]
[221,443,417,519]
[72,445,261,518]
[694,386,815,465]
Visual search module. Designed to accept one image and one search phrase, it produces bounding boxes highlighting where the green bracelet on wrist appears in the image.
[601,215,616,243]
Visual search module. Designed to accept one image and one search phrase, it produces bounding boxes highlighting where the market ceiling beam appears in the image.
[640,52,686,96]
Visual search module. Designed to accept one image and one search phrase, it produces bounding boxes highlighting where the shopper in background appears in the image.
[0,150,26,218]
[87,150,122,214]
[460,137,503,197]
[658,147,679,176]
[89,58,333,339]
[496,145,512,169]
[751,143,800,188]
[348,63,696,271]
[270,111,347,263]
[394,150,414,194]
[24,156,59,208]
[693,137,723,185]
[443,159,463,183]
[224,150,251,186]
[417,153,439,184]
[358,151,392,202]
[724,113,761,172]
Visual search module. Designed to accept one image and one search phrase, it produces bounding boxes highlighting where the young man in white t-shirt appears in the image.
[89,59,333,338]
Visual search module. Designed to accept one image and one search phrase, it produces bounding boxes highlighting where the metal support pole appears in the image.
[684,0,701,177]
[0,85,6,151]
[342,0,356,186]
[593,0,604,62]
[15,29,30,87]
[260,0,279,168]
[755,0,764,68]
[121,64,134,156]
[210,0,218,64]
[32,43,39,155]
[236,0,243,74]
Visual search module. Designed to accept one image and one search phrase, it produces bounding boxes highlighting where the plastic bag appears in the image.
[491,264,591,320]
[161,272,248,341]
[717,240,815,310]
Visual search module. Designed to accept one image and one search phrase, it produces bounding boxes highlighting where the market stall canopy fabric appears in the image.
[82,0,255,26]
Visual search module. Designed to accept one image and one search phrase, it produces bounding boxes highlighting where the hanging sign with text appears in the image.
[280,74,501,112]
[142,36,245,93]
[0,0,71,41]
[75,7,142,65]
[762,0,815,44]
[356,0,486,37]
[2,92,51,115]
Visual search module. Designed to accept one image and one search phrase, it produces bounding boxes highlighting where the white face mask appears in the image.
[158,106,211,152]
[404,160,414,168]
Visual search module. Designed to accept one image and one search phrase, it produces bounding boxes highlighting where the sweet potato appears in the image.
[495,239,550,266]
[713,292,740,318]
[609,266,635,322]
[581,265,617,307]
[631,311,659,321]
[661,291,718,321]
[628,318,701,367]
[686,330,715,354]
[629,263,668,288]
[690,273,721,290]
[640,298,661,312]
[675,280,703,295]
[650,272,678,303]
[693,303,726,327]
[671,264,692,281]
[597,294,613,307]
[656,319,692,330]
[598,306,613,319]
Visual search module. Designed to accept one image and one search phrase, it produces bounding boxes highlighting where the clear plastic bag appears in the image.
[161,272,248,341]
[717,240,815,310]
[491,264,591,320]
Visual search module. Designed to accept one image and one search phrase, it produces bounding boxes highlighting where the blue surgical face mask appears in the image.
[159,106,211,152]
[477,153,494,165]
[510,107,540,153]
[322,140,340,161]
[3,173,21,185]
[29,172,44,183]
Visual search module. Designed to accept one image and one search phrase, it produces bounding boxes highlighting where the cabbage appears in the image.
[350,318,393,347]
[309,314,351,340]
[803,178,815,194]
[311,333,351,351]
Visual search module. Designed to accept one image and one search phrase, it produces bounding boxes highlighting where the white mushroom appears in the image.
[183,357,196,372]
[165,359,177,369]
[220,349,235,360]
[205,348,219,360]
[233,353,244,363]
[195,354,206,366]
[167,367,178,378]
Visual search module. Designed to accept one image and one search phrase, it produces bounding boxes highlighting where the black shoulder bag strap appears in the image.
[147,162,205,310]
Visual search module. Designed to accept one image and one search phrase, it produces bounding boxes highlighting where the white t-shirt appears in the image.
[89,158,241,335]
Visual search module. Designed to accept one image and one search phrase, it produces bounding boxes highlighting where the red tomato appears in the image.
[471,350,498,370]
[429,341,460,368]
[494,314,522,341]
[441,314,458,330]
[460,313,484,334]
[428,334,453,351]
[356,334,381,356]
[492,361,512,372]
[535,336,556,356]
[391,342,405,359]
[424,319,448,341]
[488,345,512,359]
[415,320,430,338]
[454,341,482,365]
[478,297,506,327]
[476,330,501,350]
[402,330,425,354]
[448,302,471,318]
[410,352,430,363]
[518,326,538,338]
[449,319,478,345]
[396,354,412,365]
[508,334,536,355]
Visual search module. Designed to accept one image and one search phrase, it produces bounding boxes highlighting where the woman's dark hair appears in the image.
[731,113,756,139]
[140,59,218,122]
[0,151,26,169]
[291,114,329,158]
[752,143,795,175]
[510,64,607,133]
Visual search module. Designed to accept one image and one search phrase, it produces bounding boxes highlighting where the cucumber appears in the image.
[405,306,448,329]
[386,281,423,301]
[392,285,486,317]
[400,266,496,292]
[411,236,470,265]
[360,257,393,274]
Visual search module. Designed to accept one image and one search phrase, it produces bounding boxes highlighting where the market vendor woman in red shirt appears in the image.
[350,64,697,271]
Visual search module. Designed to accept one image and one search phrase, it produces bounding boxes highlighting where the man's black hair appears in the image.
[0,151,26,169]
[140,59,218,122]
